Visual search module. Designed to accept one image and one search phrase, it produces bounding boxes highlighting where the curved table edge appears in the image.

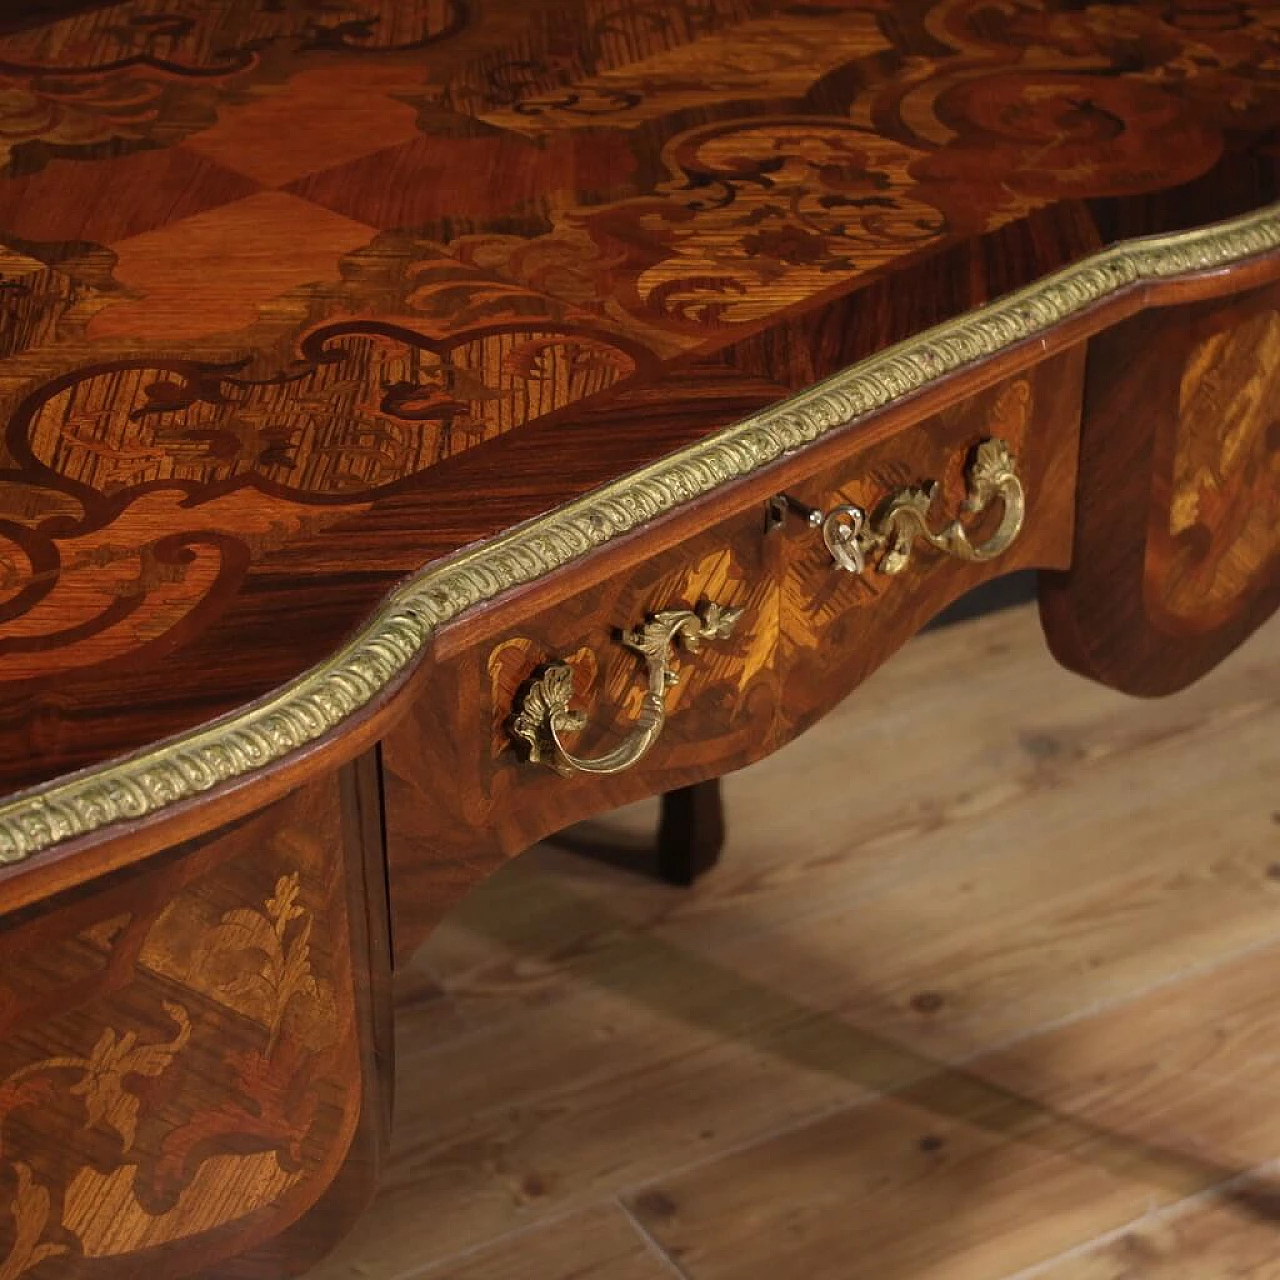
[2,202,1279,881]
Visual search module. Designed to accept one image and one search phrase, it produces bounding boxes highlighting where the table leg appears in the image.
[657,780,726,886]
[536,781,727,886]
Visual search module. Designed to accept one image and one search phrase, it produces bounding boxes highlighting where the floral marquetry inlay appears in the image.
[0,4,1271,1275]
[1164,305,1280,621]
[0,782,361,1277]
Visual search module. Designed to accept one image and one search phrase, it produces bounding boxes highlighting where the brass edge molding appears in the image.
[2,203,1279,865]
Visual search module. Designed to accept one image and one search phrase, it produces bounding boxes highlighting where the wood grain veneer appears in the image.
[382,354,1082,962]
[0,0,1274,826]
[0,3,1275,1277]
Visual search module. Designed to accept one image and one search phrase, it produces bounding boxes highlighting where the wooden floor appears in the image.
[307,603,1280,1280]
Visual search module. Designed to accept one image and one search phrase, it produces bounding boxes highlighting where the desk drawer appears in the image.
[381,349,1083,956]
[483,504,779,793]
[382,499,782,908]
[462,352,1082,818]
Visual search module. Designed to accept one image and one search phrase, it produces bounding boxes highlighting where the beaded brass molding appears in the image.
[2,204,1280,865]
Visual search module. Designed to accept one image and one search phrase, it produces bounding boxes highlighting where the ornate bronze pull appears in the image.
[821,437,1024,576]
[512,602,743,776]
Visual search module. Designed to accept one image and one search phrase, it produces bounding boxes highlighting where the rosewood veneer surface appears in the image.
[0,2,1276,1278]
[0,0,1274,799]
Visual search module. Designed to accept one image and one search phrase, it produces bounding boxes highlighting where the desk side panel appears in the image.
[1042,282,1280,693]
[0,764,387,1280]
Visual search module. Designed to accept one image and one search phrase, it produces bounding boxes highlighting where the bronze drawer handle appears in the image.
[512,602,743,776]
[821,437,1025,576]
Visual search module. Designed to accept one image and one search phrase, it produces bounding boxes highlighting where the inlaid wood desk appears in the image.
[0,2,1277,1276]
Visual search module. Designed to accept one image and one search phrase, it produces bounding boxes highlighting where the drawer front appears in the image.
[382,500,783,934]
[382,348,1083,960]
[482,507,781,807]
[775,349,1084,734]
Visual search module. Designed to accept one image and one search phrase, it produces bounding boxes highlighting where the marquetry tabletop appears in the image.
[0,7,1278,1280]
[1,0,1278,820]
